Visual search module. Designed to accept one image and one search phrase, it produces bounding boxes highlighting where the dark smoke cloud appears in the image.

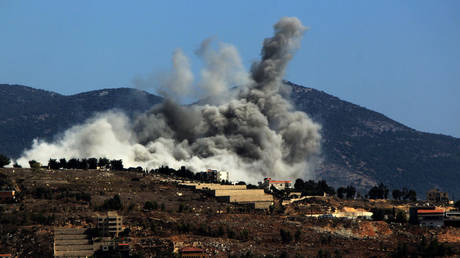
[18,17,321,182]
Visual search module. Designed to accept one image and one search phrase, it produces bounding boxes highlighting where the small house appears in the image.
[179,247,208,258]
[262,178,292,191]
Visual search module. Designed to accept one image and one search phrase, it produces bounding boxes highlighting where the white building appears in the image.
[198,169,229,182]
[216,171,229,182]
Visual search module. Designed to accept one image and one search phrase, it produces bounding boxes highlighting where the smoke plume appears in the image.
[195,38,251,103]
[133,49,194,102]
[18,17,321,182]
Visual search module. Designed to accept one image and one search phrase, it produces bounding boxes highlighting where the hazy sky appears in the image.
[1,1,459,137]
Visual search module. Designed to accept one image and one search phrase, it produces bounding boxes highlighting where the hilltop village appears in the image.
[0,162,459,257]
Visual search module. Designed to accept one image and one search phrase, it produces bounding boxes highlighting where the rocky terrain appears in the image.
[0,167,459,257]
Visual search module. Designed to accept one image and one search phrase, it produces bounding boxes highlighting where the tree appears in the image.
[48,159,60,170]
[110,159,123,171]
[368,183,389,199]
[98,157,110,168]
[144,201,154,210]
[318,180,335,196]
[392,189,402,200]
[67,158,79,169]
[101,194,122,210]
[280,228,292,243]
[405,190,417,202]
[337,187,346,199]
[87,158,98,169]
[0,154,10,168]
[297,179,336,196]
[29,160,41,170]
[454,200,460,210]
[345,185,356,199]
[79,159,89,170]
[294,178,304,191]
[59,158,67,169]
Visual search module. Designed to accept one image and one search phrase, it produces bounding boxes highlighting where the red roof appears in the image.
[417,209,444,214]
[180,247,204,253]
[118,243,129,246]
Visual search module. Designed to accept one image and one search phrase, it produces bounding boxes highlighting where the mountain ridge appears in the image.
[285,81,460,198]
[1,83,459,197]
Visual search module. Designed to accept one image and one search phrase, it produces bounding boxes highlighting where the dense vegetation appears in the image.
[46,157,124,171]
[0,154,10,168]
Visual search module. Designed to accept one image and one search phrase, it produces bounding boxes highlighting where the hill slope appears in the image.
[1,83,459,197]
[287,81,460,197]
[0,84,162,157]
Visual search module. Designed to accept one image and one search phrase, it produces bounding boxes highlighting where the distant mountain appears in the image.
[1,83,459,197]
[286,81,460,198]
[0,84,162,157]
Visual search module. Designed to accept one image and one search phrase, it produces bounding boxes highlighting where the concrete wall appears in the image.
[212,189,265,197]
[227,194,273,202]
[54,228,87,234]
[197,184,247,190]
[54,245,93,251]
[180,183,247,190]
[253,201,273,209]
[54,239,90,245]
[54,234,88,240]
[54,250,95,257]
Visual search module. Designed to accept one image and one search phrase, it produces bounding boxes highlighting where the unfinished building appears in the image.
[96,211,123,236]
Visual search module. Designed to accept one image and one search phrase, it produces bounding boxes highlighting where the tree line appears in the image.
[36,157,123,170]
[0,153,422,201]
[0,154,10,168]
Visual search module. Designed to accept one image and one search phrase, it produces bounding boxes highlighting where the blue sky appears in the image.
[1,1,459,137]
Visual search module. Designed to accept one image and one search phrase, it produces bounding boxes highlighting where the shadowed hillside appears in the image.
[0,84,162,157]
[287,81,460,197]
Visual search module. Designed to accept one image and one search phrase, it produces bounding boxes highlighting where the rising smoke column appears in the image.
[18,17,321,183]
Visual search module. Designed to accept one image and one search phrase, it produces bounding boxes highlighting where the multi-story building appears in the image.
[97,211,123,236]
[426,189,449,203]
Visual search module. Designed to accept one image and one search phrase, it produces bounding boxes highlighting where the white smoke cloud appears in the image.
[133,48,194,102]
[196,38,252,103]
[17,112,143,166]
[17,17,321,183]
